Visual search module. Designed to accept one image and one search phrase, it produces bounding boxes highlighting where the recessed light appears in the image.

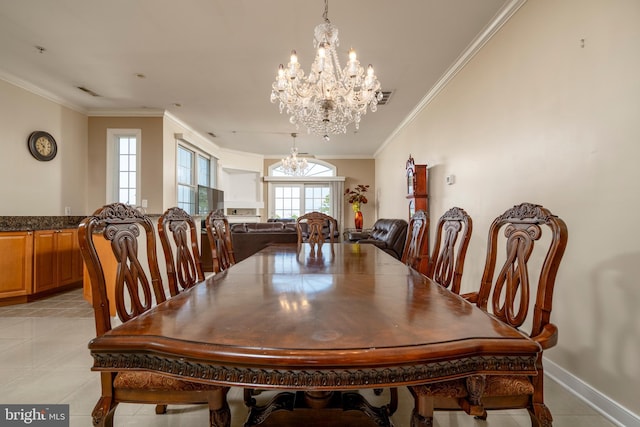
[135,73,146,79]
[173,103,182,108]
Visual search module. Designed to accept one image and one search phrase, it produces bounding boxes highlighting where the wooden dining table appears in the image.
[89,243,540,427]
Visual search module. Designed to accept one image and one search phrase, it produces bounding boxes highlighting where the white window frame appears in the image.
[176,140,216,215]
[265,161,345,229]
[106,129,142,205]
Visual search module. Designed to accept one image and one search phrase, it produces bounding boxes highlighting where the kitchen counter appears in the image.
[0,216,87,231]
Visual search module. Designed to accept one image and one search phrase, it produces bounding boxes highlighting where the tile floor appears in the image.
[0,288,617,427]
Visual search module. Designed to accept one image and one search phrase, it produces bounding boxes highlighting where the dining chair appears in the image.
[296,211,338,247]
[400,210,429,275]
[205,209,236,273]
[409,202,568,427]
[78,202,230,427]
[426,206,472,294]
[158,206,205,296]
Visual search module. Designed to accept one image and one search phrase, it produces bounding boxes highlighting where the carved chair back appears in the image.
[78,203,166,336]
[296,212,338,247]
[401,210,429,273]
[426,207,472,294]
[158,207,204,296]
[205,209,236,273]
[476,202,568,338]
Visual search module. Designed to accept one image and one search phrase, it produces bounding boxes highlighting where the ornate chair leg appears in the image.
[530,403,553,427]
[410,391,434,427]
[209,387,231,427]
[411,409,433,427]
[93,373,117,427]
[530,363,552,427]
[459,375,486,417]
[91,396,116,427]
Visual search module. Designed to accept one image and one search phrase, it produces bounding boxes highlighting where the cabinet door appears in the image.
[34,229,83,292]
[57,229,82,286]
[34,230,58,292]
[0,232,33,298]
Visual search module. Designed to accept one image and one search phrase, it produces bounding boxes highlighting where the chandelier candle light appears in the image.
[271,0,382,141]
[281,133,309,176]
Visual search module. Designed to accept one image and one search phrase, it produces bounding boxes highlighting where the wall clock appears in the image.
[27,131,57,161]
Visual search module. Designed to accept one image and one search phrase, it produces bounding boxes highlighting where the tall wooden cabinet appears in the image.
[0,231,33,299]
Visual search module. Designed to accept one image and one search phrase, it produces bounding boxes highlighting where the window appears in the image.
[272,184,330,219]
[176,143,217,215]
[305,185,331,213]
[267,159,343,221]
[198,155,210,187]
[106,129,141,206]
[270,161,334,177]
[274,185,301,219]
[177,146,195,213]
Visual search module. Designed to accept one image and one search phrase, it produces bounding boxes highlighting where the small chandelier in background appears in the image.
[270,0,382,141]
[281,133,309,176]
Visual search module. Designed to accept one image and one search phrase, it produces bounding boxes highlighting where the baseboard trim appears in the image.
[544,358,640,427]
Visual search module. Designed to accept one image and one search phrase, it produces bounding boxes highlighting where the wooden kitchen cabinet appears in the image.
[33,228,83,293]
[0,231,33,301]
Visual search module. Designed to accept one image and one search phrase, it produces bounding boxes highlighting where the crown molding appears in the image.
[0,70,87,114]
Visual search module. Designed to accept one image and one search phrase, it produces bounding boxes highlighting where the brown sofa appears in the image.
[230,222,298,262]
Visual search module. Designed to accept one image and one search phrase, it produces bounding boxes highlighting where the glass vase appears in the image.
[354,210,363,231]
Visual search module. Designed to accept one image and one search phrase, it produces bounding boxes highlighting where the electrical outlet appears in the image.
[64,206,71,215]
[141,199,148,208]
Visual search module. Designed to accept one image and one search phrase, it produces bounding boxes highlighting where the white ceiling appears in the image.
[0,0,515,158]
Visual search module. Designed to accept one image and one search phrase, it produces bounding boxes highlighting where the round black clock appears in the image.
[28,131,57,161]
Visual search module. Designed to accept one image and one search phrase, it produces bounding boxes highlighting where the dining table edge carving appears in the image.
[90,352,538,389]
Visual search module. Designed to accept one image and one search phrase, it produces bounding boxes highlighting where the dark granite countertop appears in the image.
[0,212,197,232]
[0,216,88,232]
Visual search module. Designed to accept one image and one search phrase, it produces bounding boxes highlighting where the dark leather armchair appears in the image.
[357,218,408,259]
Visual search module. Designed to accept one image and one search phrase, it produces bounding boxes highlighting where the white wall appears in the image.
[376,0,640,419]
[0,79,88,215]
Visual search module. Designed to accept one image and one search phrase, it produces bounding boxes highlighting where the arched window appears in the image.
[269,159,336,177]
[266,160,344,224]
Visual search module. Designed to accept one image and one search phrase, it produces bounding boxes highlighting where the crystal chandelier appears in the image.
[281,133,309,176]
[270,0,382,141]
